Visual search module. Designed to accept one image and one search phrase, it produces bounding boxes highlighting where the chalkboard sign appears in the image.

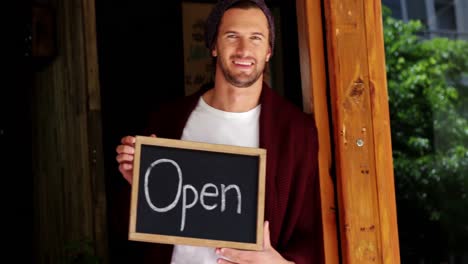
[129,136,266,250]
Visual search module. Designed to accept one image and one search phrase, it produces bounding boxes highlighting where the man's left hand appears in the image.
[216,221,294,264]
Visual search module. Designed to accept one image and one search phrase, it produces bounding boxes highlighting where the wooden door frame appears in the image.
[296,0,340,263]
[296,0,401,263]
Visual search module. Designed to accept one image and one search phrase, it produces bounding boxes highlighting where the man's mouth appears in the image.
[233,60,254,66]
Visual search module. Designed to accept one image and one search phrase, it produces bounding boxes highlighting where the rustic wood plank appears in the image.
[362,1,401,262]
[83,0,101,111]
[322,0,400,263]
[296,0,340,263]
[32,0,108,262]
[82,0,109,261]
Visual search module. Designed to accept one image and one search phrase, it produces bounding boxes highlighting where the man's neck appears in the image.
[202,80,262,113]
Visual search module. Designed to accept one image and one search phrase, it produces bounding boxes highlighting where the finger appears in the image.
[121,136,136,145]
[263,221,271,249]
[116,145,135,155]
[116,153,134,164]
[217,248,249,263]
[216,258,237,264]
[119,163,133,171]
[150,134,157,138]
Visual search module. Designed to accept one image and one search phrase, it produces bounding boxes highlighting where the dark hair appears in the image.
[204,0,275,54]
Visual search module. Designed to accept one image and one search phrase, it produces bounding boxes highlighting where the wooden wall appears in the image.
[32,0,108,262]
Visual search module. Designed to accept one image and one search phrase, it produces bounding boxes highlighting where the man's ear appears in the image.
[266,47,271,62]
[211,46,217,57]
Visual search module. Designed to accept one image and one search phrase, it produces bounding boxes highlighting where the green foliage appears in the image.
[63,238,101,264]
[382,5,468,257]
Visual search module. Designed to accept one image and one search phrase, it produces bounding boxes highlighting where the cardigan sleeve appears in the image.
[281,115,324,264]
[281,172,323,264]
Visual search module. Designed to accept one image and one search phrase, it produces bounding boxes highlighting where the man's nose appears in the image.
[235,38,249,56]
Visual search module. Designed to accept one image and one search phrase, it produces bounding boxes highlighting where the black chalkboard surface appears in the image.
[129,136,266,250]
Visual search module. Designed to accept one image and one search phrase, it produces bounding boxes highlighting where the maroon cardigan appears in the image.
[135,84,323,263]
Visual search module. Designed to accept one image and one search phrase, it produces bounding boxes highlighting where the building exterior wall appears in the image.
[383,0,468,39]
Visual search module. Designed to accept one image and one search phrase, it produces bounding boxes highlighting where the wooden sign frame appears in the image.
[129,136,266,250]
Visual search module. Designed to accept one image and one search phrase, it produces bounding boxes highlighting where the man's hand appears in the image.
[115,134,156,184]
[216,221,294,264]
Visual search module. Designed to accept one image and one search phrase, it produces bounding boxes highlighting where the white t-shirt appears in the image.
[170,96,261,264]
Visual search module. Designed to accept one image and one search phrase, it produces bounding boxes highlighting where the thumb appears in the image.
[263,221,271,249]
[150,134,157,138]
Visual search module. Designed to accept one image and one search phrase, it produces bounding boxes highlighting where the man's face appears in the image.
[213,7,271,88]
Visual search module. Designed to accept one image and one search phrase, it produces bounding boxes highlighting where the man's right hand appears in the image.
[116,136,136,184]
[116,134,156,184]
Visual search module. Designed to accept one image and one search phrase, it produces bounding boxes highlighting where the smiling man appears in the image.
[115,0,323,263]
[213,6,270,89]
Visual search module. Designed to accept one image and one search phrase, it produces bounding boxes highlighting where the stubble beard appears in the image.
[218,55,265,88]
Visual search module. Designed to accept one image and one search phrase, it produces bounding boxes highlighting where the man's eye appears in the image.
[227,35,237,39]
[251,36,262,41]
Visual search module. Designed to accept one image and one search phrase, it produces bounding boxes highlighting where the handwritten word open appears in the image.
[144,159,242,231]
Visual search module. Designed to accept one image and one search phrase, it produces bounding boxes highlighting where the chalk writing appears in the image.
[144,158,242,232]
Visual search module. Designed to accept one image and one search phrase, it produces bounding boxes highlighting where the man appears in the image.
[115,0,322,263]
